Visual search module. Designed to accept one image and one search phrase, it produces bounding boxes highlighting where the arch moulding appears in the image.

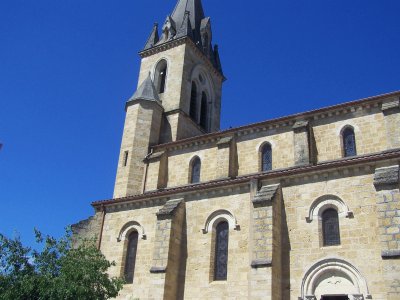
[306,194,353,223]
[300,258,371,300]
[202,209,240,234]
[117,221,146,242]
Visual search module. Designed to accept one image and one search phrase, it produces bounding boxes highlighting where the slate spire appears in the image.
[171,0,205,35]
[175,11,193,39]
[129,73,160,102]
[143,23,159,50]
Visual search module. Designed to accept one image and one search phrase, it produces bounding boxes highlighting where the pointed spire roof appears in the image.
[171,0,205,33]
[143,23,159,50]
[175,11,193,39]
[129,73,160,102]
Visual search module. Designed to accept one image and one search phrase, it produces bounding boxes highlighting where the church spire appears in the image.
[171,0,205,35]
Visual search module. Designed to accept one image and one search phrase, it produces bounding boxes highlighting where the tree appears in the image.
[0,229,124,300]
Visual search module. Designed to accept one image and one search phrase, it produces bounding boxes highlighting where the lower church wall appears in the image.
[96,165,398,299]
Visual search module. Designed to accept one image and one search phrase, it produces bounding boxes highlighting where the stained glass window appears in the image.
[343,127,357,157]
[261,143,272,172]
[191,157,201,184]
[214,221,229,281]
[322,209,341,246]
[124,231,139,284]
[190,82,197,121]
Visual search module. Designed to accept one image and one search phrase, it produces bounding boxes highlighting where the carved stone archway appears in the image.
[301,258,371,300]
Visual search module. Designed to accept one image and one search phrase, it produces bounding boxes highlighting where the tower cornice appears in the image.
[138,37,226,81]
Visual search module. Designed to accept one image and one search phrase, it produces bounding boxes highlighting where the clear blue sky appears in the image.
[1,0,399,247]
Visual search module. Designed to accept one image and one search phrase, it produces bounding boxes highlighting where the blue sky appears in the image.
[1,0,399,248]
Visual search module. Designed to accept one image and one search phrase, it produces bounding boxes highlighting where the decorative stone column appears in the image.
[216,135,237,179]
[381,97,400,149]
[249,183,283,300]
[148,198,185,300]
[374,165,400,300]
[293,120,317,166]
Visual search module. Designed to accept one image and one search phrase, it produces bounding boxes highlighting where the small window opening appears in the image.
[261,143,272,172]
[190,157,201,184]
[322,208,341,246]
[214,221,229,281]
[124,231,139,284]
[342,127,357,157]
[123,151,129,167]
[158,67,167,94]
[155,60,168,94]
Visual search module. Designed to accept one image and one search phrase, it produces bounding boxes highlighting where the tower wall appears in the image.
[114,100,163,198]
[138,41,223,143]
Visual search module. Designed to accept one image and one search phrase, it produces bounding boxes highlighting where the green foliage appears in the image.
[0,229,124,300]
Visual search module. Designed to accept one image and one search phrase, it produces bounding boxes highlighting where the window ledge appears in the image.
[321,245,342,250]
[210,280,228,285]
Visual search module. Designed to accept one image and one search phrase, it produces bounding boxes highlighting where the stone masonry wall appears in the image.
[282,168,389,299]
[374,165,400,300]
[114,101,163,198]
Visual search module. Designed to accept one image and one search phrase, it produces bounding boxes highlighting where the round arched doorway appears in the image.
[301,258,371,300]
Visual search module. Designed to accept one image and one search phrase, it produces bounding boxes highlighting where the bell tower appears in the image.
[114,0,224,198]
[138,0,224,142]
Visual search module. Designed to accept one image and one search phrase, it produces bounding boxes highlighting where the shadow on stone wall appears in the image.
[177,211,188,300]
[282,199,291,299]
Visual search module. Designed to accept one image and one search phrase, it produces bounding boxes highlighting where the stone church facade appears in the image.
[73,0,400,299]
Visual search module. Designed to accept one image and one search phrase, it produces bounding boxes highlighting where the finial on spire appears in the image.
[143,23,160,50]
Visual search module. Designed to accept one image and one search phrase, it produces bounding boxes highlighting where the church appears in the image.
[72,0,400,299]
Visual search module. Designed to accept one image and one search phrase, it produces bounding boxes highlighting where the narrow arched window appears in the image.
[190,157,201,184]
[155,60,167,94]
[200,92,208,130]
[261,143,272,172]
[214,221,229,281]
[322,209,340,246]
[124,231,139,283]
[342,127,357,157]
[190,82,197,121]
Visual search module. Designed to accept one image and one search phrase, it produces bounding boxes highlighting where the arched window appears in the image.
[261,143,272,172]
[124,231,139,283]
[155,60,167,94]
[200,92,208,130]
[190,157,201,184]
[322,209,341,246]
[190,82,197,121]
[342,127,357,157]
[214,221,229,281]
